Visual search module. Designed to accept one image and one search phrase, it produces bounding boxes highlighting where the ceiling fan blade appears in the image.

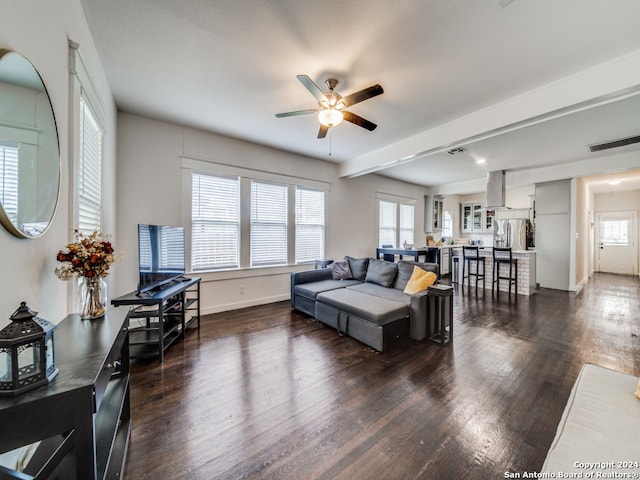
[318,124,329,139]
[341,84,384,108]
[297,75,328,103]
[343,111,377,131]
[275,109,317,118]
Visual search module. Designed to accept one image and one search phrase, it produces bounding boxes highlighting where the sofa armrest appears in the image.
[290,269,333,308]
[408,290,430,340]
[291,268,333,286]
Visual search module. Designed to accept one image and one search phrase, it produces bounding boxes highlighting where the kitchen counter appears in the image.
[452,247,537,295]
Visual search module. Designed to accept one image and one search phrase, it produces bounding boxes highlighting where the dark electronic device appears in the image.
[137,224,185,293]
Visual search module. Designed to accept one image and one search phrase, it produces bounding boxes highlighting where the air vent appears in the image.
[446,146,467,155]
[588,135,640,153]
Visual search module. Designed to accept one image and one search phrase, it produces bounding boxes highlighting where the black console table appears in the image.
[0,309,130,479]
[111,277,201,362]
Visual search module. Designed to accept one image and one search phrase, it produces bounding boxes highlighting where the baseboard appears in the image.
[570,277,588,293]
[200,294,290,315]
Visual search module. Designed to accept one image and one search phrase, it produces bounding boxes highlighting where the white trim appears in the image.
[376,191,417,204]
[180,155,330,191]
[68,40,107,129]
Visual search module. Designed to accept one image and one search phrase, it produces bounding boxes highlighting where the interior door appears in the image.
[596,212,637,274]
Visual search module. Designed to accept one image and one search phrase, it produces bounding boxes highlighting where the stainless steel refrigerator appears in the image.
[494,218,528,250]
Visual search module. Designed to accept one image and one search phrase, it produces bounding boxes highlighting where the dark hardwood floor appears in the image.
[124,273,640,480]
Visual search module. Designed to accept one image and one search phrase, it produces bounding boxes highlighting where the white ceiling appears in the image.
[80,0,640,194]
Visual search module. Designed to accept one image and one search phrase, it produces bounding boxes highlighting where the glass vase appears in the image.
[78,276,107,320]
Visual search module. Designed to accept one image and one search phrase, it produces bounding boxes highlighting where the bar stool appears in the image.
[462,246,485,289]
[492,247,517,296]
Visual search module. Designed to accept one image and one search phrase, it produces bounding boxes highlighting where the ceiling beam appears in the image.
[339,49,640,179]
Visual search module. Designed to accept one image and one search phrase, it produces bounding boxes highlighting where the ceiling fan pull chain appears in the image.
[329,129,332,156]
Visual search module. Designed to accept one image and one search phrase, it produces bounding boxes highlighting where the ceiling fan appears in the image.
[276,75,384,139]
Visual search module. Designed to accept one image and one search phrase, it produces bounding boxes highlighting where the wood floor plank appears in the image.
[124,273,640,479]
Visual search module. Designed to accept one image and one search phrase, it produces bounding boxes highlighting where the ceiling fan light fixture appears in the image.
[318,109,343,127]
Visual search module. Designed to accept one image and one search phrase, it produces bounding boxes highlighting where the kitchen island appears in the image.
[453,247,536,296]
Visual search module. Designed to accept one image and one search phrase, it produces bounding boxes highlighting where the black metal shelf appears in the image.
[111,278,201,363]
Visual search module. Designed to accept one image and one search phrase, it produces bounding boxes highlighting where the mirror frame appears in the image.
[0,49,61,239]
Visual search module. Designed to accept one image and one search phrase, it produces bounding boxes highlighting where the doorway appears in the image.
[596,212,637,275]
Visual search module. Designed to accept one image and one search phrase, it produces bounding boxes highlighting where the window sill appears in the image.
[190,263,314,282]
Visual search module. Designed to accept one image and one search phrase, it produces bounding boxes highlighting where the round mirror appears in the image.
[0,50,60,238]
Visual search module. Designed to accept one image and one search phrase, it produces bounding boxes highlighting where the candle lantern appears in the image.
[0,302,58,396]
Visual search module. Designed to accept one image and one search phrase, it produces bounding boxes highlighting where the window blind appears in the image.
[295,187,325,263]
[399,203,415,246]
[379,200,397,247]
[0,144,19,225]
[250,181,287,267]
[78,96,103,235]
[191,173,240,270]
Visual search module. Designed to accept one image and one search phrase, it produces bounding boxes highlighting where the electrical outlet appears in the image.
[239,286,244,295]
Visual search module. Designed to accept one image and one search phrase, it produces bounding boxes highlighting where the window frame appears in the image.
[0,143,19,226]
[182,157,329,273]
[377,193,416,248]
[70,42,107,236]
[442,210,453,238]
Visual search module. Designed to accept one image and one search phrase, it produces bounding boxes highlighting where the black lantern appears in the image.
[0,302,58,396]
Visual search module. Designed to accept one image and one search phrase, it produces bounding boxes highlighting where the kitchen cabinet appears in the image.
[424,195,444,233]
[485,209,495,231]
[462,202,483,232]
[462,202,494,232]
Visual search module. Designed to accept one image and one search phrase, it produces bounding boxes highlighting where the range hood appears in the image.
[486,170,506,209]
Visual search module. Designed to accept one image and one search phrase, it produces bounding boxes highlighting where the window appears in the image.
[378,197,415,248]
[0,143,19,225]
[251,181,287,267]
[379,200,397,247]
[77,96,103,235]
[601,220,629,245]
[399,204,414,247]
[442,211,453,238]
[295,187,325,263]
[189,170,327,271]
[191,174,240,270]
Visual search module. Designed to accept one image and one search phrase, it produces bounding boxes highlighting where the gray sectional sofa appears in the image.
[290,257,440,351]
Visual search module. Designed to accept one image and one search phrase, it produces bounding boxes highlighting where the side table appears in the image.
[428,284,454,344]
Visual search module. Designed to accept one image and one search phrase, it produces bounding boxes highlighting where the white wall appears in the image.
[0,0,117,326]
[115,113,429,314]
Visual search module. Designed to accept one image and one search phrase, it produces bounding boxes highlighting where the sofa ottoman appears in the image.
[315,288,410,352]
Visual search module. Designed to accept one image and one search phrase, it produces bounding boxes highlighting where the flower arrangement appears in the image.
[55,230,120,280]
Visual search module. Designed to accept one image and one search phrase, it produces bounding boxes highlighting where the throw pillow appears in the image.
[635,377,640,400]
[344,256,370,282]
[331,260,353,280]
[365,258,398,287]
[393,261,417,290]
[404,266,437,295]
